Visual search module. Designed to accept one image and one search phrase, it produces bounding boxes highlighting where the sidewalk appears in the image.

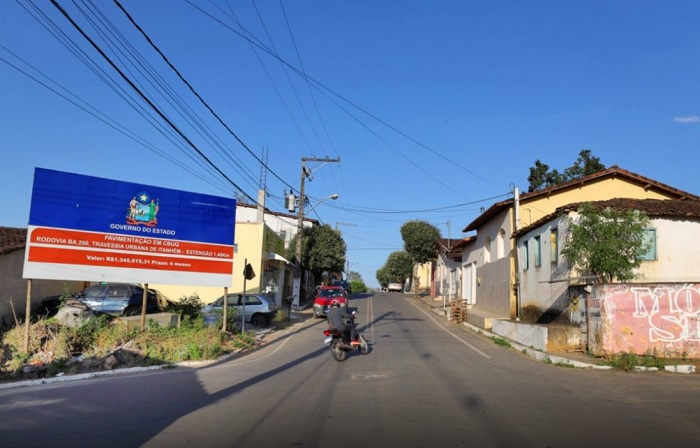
[411,294,696,374]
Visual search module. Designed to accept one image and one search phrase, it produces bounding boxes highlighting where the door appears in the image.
[463,263,475,305]
[79,284,111,312]
[449,269,457,300]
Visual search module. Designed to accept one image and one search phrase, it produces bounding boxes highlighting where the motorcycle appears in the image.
[323,314,370,362]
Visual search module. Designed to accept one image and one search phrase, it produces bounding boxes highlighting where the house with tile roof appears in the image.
[512,198,700,357]
[0,227,84,326]
[431,237,474,305]
[459,165,700,331]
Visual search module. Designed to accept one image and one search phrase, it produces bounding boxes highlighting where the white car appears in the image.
[386,282,403,293]
[202,293,277,328]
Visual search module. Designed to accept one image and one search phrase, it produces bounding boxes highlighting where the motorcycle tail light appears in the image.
[323,330,331,336]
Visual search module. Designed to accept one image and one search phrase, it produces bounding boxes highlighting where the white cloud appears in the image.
[673,115,700,123]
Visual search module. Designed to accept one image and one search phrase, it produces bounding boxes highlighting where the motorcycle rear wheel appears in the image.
[330,340,348,362]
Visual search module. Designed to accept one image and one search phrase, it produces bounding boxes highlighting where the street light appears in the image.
[294,193,339,306]
[295,193,339,263]
[306,193,339,216]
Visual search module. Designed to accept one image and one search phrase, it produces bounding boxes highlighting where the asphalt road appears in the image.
[1,293,699,448]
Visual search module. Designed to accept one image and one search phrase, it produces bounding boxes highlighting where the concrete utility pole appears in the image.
[294,156,341,305]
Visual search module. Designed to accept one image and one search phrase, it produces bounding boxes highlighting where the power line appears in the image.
[185,0,508,193]
[16,0,229,189]
[50,0,257,204]
[113,0,297,195]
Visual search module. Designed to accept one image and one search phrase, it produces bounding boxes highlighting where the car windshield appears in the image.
[319,288,344,298]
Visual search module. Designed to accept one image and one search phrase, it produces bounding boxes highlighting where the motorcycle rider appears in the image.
[326,299,360,345]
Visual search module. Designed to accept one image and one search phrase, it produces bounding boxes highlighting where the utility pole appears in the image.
[293,156,341,306]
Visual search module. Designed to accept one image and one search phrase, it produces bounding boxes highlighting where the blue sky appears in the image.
[1,1,698,288]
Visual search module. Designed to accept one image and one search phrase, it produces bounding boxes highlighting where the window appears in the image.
[244,295,263,306]
[534,235,541,267]
[523,241,529,270]
[551,228,558,263]
[641,228,657,261]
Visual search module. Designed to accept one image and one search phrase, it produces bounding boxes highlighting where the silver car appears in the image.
[202,293,277,328]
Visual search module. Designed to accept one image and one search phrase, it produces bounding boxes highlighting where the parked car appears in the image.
[201,293,277,328]
[313,285,348,318]
[37,283,170,317]
[386,282,403,293]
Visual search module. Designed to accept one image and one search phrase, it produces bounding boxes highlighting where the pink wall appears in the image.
[598,284,700,358]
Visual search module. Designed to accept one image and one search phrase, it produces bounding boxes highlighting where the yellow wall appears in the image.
[519,177,675,227]
[151,222,267,305]
[412,262,432,292]
[506,176,687,317]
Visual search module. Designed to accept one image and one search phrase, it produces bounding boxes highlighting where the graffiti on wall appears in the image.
[597,283,700,357]
[630,285,700,343]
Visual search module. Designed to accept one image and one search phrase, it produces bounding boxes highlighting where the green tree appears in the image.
[285,226,312,266]
[400,220,441,265]
[376,266,392,287]
[384,250,413,283]
[306,224,347,283]
[527,149,606,192]
[400,220,441,294]
[561,203,650,283]
[563,149,606,179]
[349,279,367,294]
[347,271,362,282]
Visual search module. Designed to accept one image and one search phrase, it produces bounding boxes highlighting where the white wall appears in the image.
[461,208,513,316]
[517,213,700,323]
[517,215,571,321]
[636,218,700,282]
[236,206,306,250]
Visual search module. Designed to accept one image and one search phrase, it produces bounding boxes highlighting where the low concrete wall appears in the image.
[116,313,180,330]
[492,320,581,352]
[492,320,548,351]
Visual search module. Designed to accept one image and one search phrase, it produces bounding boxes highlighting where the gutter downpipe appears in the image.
[513,186,521,321]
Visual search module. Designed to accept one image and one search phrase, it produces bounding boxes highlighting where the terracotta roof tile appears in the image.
[0,227,27,255]
[513,198,700,237]
[463,166,700,232]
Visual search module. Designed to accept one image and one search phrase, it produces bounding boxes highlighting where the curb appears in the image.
[0,316,310,391]
[422,299,696,374]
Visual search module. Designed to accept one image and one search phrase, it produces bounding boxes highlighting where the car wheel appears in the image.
[251,314,267,328]
[124,307,140,317]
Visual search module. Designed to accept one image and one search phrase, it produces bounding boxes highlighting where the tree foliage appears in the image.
[306,224,347,282]
[527,149,606,192]
[385,250,413,282]
[349,279,367,294]
[376,266,392,287]
[400,220,441,265]
[285,226,311,266]
[285,224,346,284]
[561,203,650,283]
[347,271,367,294]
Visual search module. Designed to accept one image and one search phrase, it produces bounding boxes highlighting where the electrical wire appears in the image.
[49,0,258,204]
[113,0,297,195]
[184,0,508,193]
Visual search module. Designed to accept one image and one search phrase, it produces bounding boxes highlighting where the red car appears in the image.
[313,285,348,318]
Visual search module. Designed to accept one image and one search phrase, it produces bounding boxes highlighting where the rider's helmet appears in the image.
[330,299,341,307]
